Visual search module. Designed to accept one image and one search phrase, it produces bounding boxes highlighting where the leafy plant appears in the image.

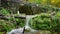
[0,32,3,34]
[15,18,25,27]
[0,8,10,16]
[0,20,15,32]
[29,13,58,32]
[9,17,26,28]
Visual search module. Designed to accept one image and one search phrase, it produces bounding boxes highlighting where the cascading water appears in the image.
[25,15,31,29]
[25,15,37,31]
[8,15,37,34]
[17,11,20,15]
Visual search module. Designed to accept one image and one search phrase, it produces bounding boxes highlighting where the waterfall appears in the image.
[17,11,20,15]
[25,15,37,31]
[8,15,37,34]
[25,15,31,29]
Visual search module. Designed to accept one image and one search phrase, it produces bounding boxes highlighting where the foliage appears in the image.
[51,0,60,7]
[54,12,60,32]
[29,13,57,30]
[0,8,10,16]
[15,18,25,27]
[0,32,3,34]
[27,0,60,7]
[0,20,15,32]
[9,17,25,28]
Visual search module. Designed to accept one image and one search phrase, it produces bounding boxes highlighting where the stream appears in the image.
[8,14,37,34]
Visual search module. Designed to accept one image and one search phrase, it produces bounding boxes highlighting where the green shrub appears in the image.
[0,20,15,32]
[0,8,10,16]
[15,18,25,27]
[29,13,57,30]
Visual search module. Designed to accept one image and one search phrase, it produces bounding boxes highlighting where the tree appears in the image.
[51,0,60,7]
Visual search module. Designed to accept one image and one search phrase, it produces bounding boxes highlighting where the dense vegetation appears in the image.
[0,17,25,34]
[0,0,60,34]
[0,19,15,34]
[0,9,26,34]
[29,12,60,34]
[0,8,10,16]
[15,18,26,27]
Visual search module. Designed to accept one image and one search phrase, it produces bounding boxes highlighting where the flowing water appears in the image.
[8,14,51,34]
[8,15,37,34]
[8,28,24,34]
[17,11,20,15]
[25,15,37,31]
